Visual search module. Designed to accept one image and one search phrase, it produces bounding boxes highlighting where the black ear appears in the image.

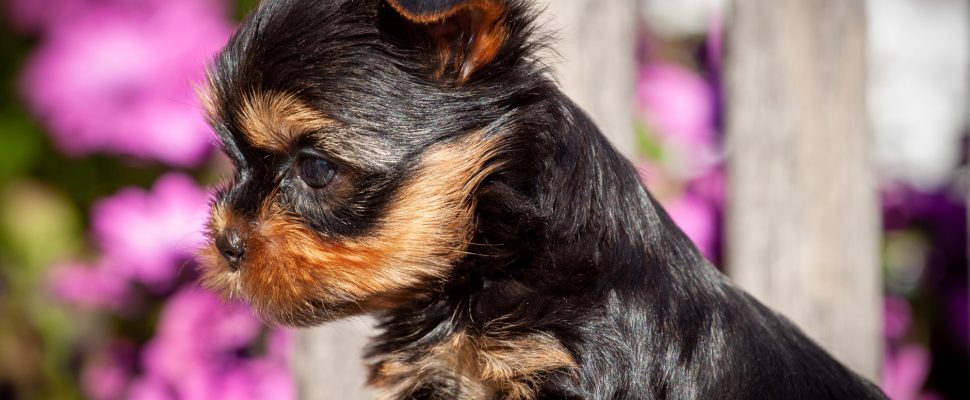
[384,0,508,83]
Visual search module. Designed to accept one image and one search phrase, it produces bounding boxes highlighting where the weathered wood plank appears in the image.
[291,319,377,400]
[724,0,880,380]
[537,0,638,158]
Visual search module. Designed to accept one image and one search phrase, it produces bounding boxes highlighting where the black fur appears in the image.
[207,0,888,398]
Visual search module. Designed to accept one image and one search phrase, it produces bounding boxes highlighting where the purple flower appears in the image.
[884,296,912,342]
[704,13,723,76]
[48,260,130,311]
[19,0,232,166]
[92,173,210,289]
[945,287,969,351]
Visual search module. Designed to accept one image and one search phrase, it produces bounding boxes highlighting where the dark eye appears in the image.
[299,156,337,188]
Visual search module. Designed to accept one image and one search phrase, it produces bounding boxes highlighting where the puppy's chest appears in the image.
[369,331,577,400]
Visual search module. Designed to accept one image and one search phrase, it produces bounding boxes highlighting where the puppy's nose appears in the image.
[216,228,246,271]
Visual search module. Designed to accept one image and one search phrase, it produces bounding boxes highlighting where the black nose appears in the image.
[216,228,246,271]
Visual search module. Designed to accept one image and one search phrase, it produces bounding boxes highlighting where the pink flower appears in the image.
[687,166,726,207]
[140,288,293,400]
[48,260,130,311]
[214,359,296,400]
[884,296,913,342]
[6,0,85,33]
[266,328,294,363]
[881,294,942,400]
[663,192,717,259]
[127,377,174,400]
[882,345,934,400]
[151,288,262,356]
[637,62,717,177]
[81,341,136,400]
[92,173,210,288]
[19,0,231,166]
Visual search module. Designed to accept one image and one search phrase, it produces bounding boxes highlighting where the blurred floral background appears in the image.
[0,0,966,399]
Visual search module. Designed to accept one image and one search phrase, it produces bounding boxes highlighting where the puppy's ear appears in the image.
[384,0,508,83]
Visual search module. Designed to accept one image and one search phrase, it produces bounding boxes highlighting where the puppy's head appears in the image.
[198,0,537,326]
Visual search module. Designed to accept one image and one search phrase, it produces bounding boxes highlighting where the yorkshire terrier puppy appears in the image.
[198,0,887,398]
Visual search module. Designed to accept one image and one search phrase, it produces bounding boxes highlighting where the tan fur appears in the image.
[235,91,333,152]
[198,84,332,152]
[370,330,578,400]
[199,132,505,325]
[196,81,219,125]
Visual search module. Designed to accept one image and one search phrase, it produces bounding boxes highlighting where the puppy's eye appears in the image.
[299,156,337,188]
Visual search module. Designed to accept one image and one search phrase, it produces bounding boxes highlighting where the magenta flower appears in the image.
[636,164,722,262]
[6,0,84,33]
[127,377,173,400]
[881,295,941,400]
[19,0,232,166]
[81,341,136,400]
[884,296,913,342]
[662,192,717,259]
[92,173,210,289]
[638,63,714,144]
[48,260,131,311]
[150,288,262,355]
[637,62,717,177]
[8,0,156,34]
[212,359,296,400]
[140,287,293,400]
[882,345,936,400]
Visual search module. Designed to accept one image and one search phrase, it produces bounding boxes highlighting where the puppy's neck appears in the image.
[472,96,699,293]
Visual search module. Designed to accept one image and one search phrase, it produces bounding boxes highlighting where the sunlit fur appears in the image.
[198,0,888,399]
[235,92,334,151]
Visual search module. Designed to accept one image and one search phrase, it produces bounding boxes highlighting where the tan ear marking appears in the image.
[386,0,508,82]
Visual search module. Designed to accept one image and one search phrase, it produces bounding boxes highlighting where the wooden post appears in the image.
[960,0,969,388]
[291,319,376,400]
[537,0,638,158]
[724,0,880,380]
[291,2,638,398]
